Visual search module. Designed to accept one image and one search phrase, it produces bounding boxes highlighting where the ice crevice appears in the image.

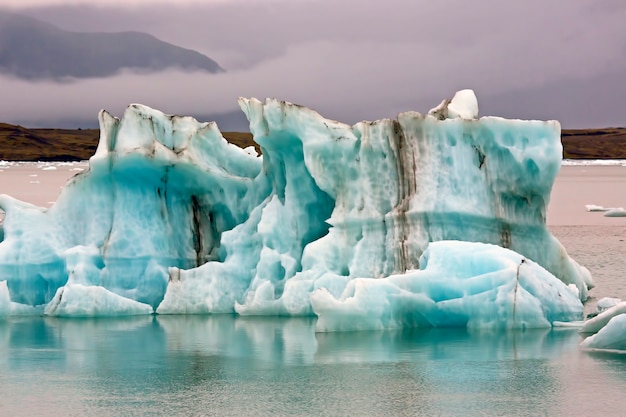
[0,89,593,331]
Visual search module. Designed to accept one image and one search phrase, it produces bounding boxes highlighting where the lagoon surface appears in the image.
[1,162,626,416]
[0,315,625,416]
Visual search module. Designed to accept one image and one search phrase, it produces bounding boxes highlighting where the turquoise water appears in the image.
[0,226,625,416]
[1,315,625,416]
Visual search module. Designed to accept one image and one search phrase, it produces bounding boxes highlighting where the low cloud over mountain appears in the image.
[0,11,223,80]
[1,1,625,130]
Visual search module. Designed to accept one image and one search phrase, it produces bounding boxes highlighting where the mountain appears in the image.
[0,122,255,161]
[0,11,223,79]
[0,121,625,162]
[9,108,250,132]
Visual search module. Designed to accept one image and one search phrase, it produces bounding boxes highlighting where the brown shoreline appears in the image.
[0,122,625,161]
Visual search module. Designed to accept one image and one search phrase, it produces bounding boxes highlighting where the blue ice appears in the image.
[0,90,591,329]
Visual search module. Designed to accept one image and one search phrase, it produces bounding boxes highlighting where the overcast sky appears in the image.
[1,0,625,129]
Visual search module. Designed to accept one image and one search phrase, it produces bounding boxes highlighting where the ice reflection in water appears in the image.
[2,315,625,416]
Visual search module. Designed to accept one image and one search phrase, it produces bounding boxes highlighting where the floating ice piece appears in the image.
[579,297,626,351]
[312,241,583,331]
[0,90,592,322]
[585,204,611,212]
[597,297,622,313]
[580,314,626,351]
[580,301,626,334]
[604,208,626,217]
[562,159,626,166]
[42,166,57,171]
[585,205,626,216]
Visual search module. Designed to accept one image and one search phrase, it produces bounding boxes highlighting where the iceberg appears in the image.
[580,314,626,351]
[585,205,626,217]
[0,90,592,329]
[604,208,626,217]
[585,204,611,212]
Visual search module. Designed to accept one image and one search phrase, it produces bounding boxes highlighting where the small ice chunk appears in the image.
[604,208,626,217]
[580,313,626,351]
[585,204,610,212]
[597,297,622,312]
[585,205,625,216]
[447,89,479,119]
[42,166,57,171]
[580,301,626,334]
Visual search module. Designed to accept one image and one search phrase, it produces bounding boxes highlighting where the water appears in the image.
[1,163,626,416]
[551,226,626,317]
[2,224,626,417]
[1,314,625,417]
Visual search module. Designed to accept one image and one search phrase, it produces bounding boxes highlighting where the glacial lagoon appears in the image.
[1,161,625,416]
[1,313,626,417]
[1,91,626,414]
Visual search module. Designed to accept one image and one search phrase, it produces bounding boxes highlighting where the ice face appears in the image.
[0,90,591,328]
[312,241,583,331]
[1,105,266,309]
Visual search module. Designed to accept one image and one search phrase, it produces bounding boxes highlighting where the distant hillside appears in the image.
[0,11,223,79]
[561,128,626,159]
[0,123,255,161]
[0,123,624,162]
[0,123,98,161]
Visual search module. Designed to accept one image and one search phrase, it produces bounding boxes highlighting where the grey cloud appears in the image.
[21,0,626,69]
[1,0,625,129]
